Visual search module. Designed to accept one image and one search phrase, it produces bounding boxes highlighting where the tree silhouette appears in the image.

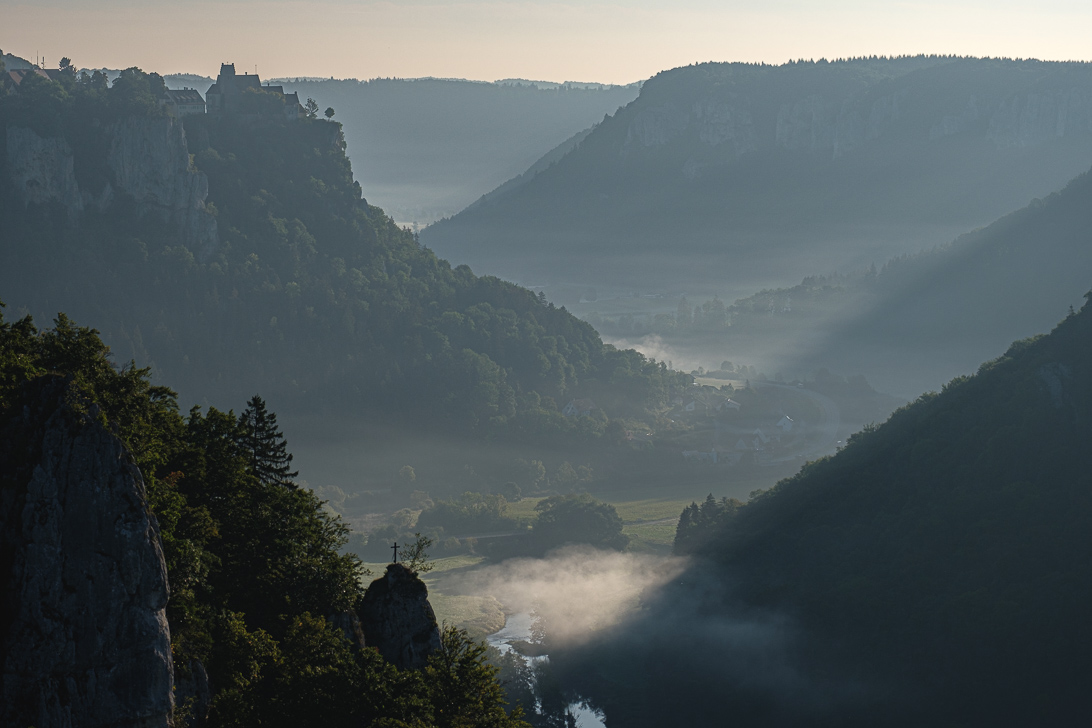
[236,394,298,487]
[324,106,335,119]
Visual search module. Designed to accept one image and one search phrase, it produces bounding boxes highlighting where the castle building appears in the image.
[160,88,206,117]
[205,63,303,120]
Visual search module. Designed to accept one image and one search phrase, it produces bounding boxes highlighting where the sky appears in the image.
[4,0,1092,84]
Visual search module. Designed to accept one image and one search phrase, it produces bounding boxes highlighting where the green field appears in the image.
[428,593,506,640]
[504,496,546,522]
[623,522,679,554]
[610,497,692,524]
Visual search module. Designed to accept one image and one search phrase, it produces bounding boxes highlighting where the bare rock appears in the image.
[3,116,218,258]
[360,564,442,670]
[107,116,218,257]
[4,126,83,218]
[0,380,174,728]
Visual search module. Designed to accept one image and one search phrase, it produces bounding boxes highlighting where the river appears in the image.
[487,613,606,728]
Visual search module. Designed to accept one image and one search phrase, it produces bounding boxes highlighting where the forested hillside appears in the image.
[0,67,688,446]
[424,57,1092,294]
[547,296,1092,725]
[643,165,1092,398]
[0,304,526,728]
[793,166,1092,395]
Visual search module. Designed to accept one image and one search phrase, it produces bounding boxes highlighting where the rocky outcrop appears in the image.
[360,564,442,670]
[988,89,1092,147]
[329,609,368,653]
[5,126,83,217]
[0,380,174,728]
[619,72,1092,163]
[4,116,218,258]
[107,117,218,257]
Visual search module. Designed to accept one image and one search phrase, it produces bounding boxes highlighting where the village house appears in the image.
[736,428,770,452]
[5,67,65,88]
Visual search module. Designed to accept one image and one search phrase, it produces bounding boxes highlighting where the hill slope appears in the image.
[424,57,1092,294]
[0,68,687,469]
[798,167,1092,395]
[549,296,1092,725]
[664,165,1092,398]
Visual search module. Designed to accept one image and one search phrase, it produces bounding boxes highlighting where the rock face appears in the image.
[360,564,442,670]
[0,381,174,728]
[107,117,219,258]
[619,71,1092,162]
[4,116,218,257]
[5,126,83,217]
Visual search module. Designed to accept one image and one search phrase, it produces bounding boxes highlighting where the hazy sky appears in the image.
[5,0,1092,84]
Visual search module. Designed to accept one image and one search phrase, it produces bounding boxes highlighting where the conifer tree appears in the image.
[236,394,298,487]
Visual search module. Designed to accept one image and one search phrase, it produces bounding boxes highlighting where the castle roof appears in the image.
[165,88,205,105]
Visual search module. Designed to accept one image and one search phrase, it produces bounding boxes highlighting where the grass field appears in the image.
[428,593,506,640]
[610,497,692,524]
[504,496,546,522]
[623,522,679,554]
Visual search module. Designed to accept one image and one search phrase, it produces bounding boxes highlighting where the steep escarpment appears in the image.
[0,379,174,728]
[425,57,1092,292]
[4,115,217,254]
[4,126,84,216]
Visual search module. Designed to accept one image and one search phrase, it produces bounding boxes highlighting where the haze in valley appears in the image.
[4,1,1092,724]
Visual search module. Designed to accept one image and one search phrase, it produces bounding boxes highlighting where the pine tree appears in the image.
[236,394,298,487]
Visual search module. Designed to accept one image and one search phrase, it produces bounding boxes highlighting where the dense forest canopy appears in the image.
[0,302,528,727]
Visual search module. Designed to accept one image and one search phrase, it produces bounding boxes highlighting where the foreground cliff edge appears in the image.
[0,378,174,728]
[0,306,527,728]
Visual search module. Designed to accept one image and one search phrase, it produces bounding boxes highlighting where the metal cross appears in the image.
[391,542,399,562]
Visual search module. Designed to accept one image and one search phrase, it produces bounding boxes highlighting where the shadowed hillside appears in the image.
[546,294,1092,726]
[425,57,1092,297]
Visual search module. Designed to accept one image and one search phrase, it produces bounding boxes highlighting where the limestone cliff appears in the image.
[5,126,84,217]
[620,73,1092,163]
[3,115,218,257]
[360,564,442,670]
[0,379,174,728]
[107,117,218,258]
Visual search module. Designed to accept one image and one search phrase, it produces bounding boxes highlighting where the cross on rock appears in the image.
[391,542,399,563]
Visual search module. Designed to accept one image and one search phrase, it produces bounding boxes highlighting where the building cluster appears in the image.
[161,63,305,120]
[5,61,306,122]
[678,389,801,466]
[4,67,67,87]
[201,63,304,120]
